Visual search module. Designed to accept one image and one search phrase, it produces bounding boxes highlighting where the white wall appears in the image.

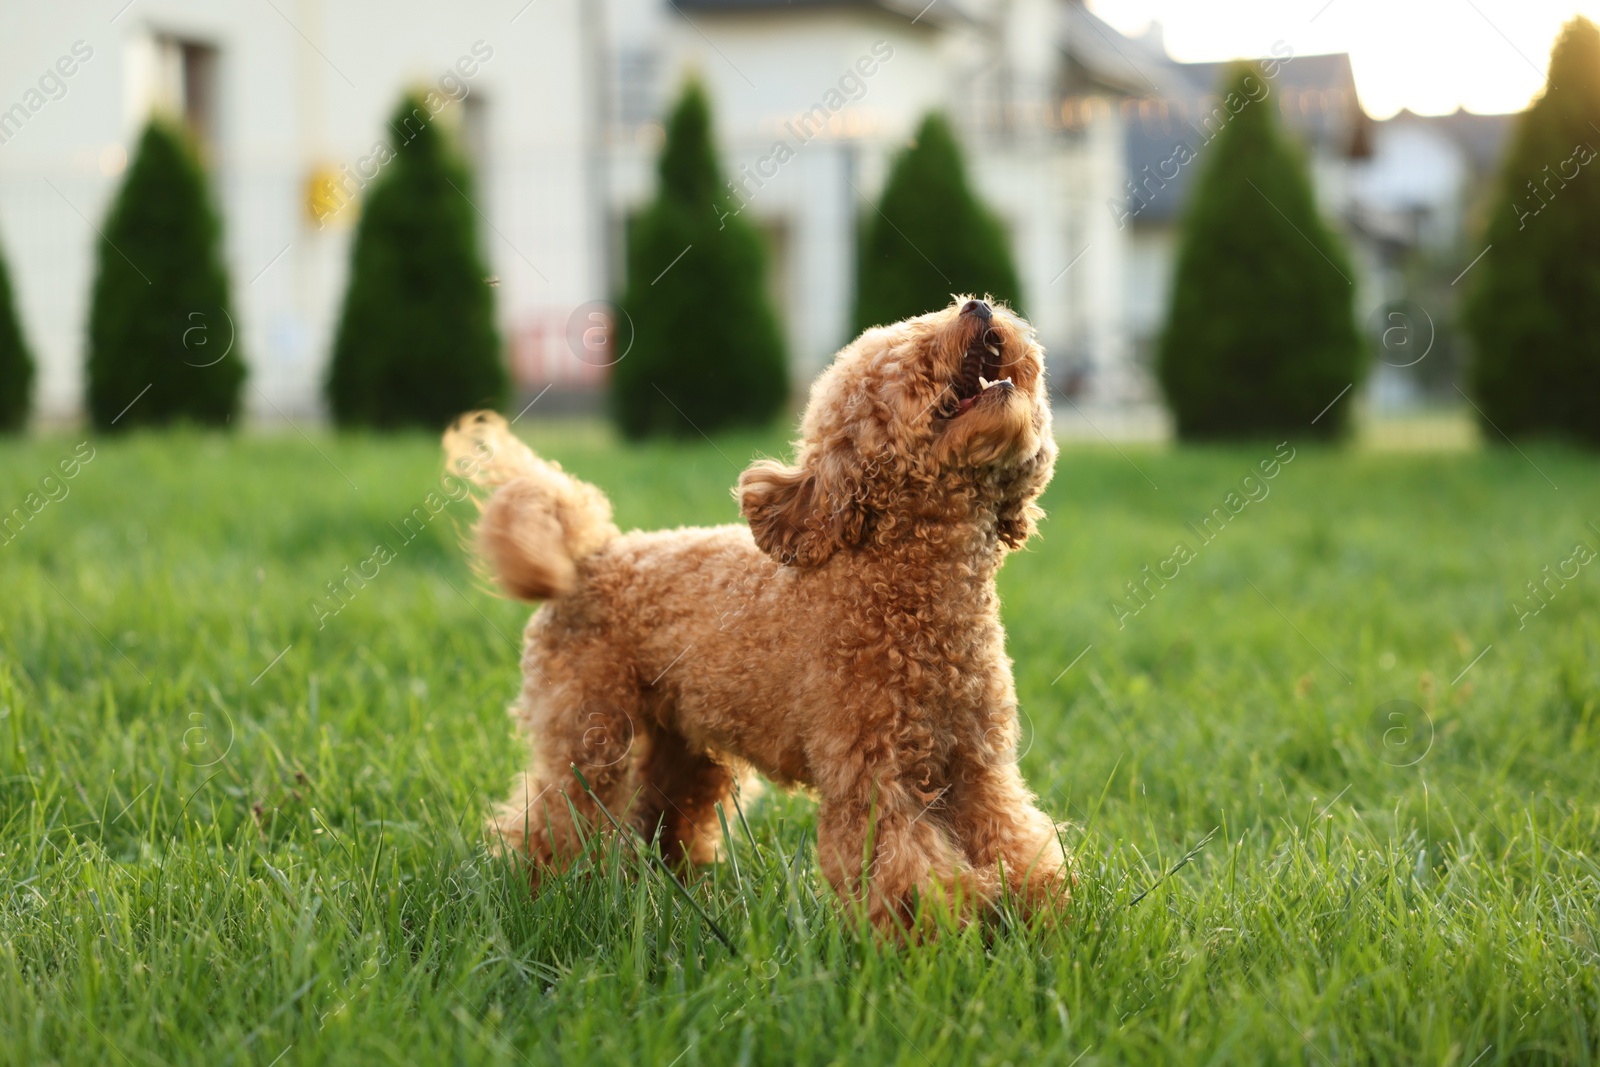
[1124,225,1175,354]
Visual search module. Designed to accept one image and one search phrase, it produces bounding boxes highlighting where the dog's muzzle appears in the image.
[952,305,1013,417]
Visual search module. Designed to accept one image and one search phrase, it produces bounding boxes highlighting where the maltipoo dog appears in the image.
[444,296,1069,932]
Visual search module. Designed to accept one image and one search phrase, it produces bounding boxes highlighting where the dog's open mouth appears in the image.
[951,328,1012,416]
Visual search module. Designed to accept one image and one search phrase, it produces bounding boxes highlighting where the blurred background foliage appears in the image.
[84,119,244,432]
[1465,16,1600,446]
[325,92,506,430]
[609,80,789,440]
[1157,64,1363,441]
[852,112,1024,335]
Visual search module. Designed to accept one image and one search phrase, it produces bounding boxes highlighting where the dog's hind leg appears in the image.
[488,636,644,875]
[632,727,743,866]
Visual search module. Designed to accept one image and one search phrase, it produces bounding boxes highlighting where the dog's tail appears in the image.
[443,411,619,601]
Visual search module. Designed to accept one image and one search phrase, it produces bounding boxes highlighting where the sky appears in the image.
[1087,0,1599,117]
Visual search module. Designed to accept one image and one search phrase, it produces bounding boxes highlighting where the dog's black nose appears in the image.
[961,299,991,321]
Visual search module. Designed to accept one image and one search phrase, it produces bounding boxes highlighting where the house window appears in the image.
[460,92,490,179]
[147,35,219,154]
[616,48,658,127]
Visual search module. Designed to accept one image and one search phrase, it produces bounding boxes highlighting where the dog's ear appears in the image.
[738,455,867,566]
[994,437,1057,550]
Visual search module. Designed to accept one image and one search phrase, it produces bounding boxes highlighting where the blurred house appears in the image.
[0,0,1514,424]
[1348,107,1511,408]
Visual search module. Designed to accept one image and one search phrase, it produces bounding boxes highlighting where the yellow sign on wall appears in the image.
[306,163,357,229]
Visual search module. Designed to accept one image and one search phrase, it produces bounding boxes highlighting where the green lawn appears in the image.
[1,425,1597,1065]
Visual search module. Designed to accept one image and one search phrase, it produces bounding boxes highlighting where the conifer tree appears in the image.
[853,113,1021,333]
[0,228,33,432]
[86,119,244,430]
[1157,64,1361,440]
[327,92,505,429]
[610,79,788,439]
[1465,16,1600,444]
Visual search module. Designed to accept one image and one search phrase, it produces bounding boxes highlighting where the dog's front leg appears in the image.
[947,759,1073,920]
[814,773,997,936]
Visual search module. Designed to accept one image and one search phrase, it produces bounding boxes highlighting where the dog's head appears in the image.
[739,297,1055,566]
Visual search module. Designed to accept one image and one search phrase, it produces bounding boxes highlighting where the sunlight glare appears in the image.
[1088,0,1600,116]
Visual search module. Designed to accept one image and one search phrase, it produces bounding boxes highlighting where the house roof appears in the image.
[1060,4,1197,98]
[671,0,960,26]
[1120,52,1372,224]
